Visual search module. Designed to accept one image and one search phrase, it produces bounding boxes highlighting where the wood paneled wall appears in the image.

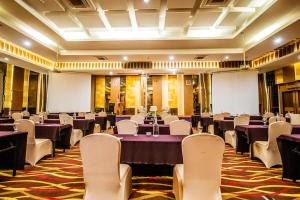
[152,75,162,111]
[12,66,24,111]
[184,75,193,115]
[110,76,120,113]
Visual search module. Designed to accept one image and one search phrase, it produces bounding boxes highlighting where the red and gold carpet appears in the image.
[0,146,299,199]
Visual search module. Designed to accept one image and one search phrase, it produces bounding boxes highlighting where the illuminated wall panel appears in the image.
[95,76,105,109]
[4,64,14,109]
[22,69,30,109]
[168,75,178,108]
[126,76,141,108]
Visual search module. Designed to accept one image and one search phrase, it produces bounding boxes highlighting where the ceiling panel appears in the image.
[167,0,196,9]
[192,11,221,26]
[24,0,65,12]
[134,0,161,10]
[46,12,79,28]
[96,0,128,10]
[136,12,159,27]
[220,12,250,26]
[105,12,131,27]
[234,0,252,7]
[76,12,105,28]
[165,12,190,27]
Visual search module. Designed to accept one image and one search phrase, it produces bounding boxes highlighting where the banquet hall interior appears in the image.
[0,0,300,199]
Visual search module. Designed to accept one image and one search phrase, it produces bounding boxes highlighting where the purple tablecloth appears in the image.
[235,125,300,158]
[0,118,14,124]
[277,134,300,181]
[144,120,164,124]
[178,116,191,122]
[0,131,27,170]
[117,135,185,165]
[116,116,130,122]
[44,119,95,135]
[114,124,171,135]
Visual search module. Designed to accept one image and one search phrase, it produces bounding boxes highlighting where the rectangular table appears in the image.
[0,118,14,124]
[277,134,300,182]
[116,135,185,165]
[0,131,27,170]
[235,125,300,159]
[0,123,72,156]
[44,119,95,135]
[114,124,171,135]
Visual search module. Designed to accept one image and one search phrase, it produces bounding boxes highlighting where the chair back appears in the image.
[39,112,48,119]
[289,113,300,125]
[213,114,224,121]
[22,111,30,117]
[267,121,292,150]
[221,112,231,117]
[98,111,107,117]
[269,116,286,124]
[239,114,250,118]
[182,134,225,200]
[164,115,179,125]
[29,115,40,123]
[170,120,191,135]
[234,116,250,128]
[201,112,210,117]
[116,120,138,135]
[130,115,144,124]
[85,113,96,120]
[12,112,23,121]
[59,114,74,126]
[15,119,36,144]
[78,112,86,117]
[80,134,121,199]
[263,112,275,118]
[160,111,169,120]
[162,106,169,112]
[149,106,157,112]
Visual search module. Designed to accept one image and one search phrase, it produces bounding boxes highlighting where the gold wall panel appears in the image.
[4,64,13,109]
[168,75,178,108]
[22,69,29,109]
[152,75,162,111]
[295,62,300,80]
[95,76,105,108]
[125,76,140,108]
[184,75,193,115]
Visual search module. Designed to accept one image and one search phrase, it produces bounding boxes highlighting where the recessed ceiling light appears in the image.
[172,71,176,75]
[169,55,174,60]
[109,71,113,75]
[144,0,149,3]
[225,56,229,60]
[141,71,145,75]
[123,56,128,61]
[23,40,32,47]
[274,37,282,44]
[4,57,9,61]
[298,55,300,60]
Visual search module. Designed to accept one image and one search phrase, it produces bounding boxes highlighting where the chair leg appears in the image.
[12,146,17,176]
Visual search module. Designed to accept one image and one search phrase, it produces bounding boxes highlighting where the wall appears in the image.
[12,66,24,111]
[184,75,193,115]
[152,75,162,111]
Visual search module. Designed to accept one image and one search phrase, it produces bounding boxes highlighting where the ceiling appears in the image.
[0,0,299,67]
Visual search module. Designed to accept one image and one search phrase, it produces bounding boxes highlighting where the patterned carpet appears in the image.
[0,145,299,200]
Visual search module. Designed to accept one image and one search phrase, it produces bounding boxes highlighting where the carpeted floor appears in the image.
[0,145,299,200]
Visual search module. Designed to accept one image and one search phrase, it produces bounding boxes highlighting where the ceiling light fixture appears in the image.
[109,71,113,75]
[123,56,128,61]
[144,0,149,3]
[225,56,229,60]
[169,55,174,60]
[23,40,32,47]
[274,37,283,44]
[4,57,9,61]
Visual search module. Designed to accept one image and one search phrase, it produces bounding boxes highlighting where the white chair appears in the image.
[116,120,138,135]
[173,134,225,200]
[221,112,231,117]
[201,112,211,117]
[289,113,300,125]
[15,119,52,166]
[224,116,250,148]
[164,115,179,125]
[29,115,41,123]
[239,114,250,118]
[160,111,169,120]
[208,114,224,134]
[253,121,292,168]
[130,115,144,124]
[78,112,86,117]
[98,111,107,117]
[12,112,23,121]
[149,106,157,112]
[162,106,169,112]
[263,112,275,118]
[85,113,100,133]
[22,111,30,117]
[39,112,48,119]
[80,134,132,200]
[60,114,83,146]
[170,120,191,135]
[268,116,286,124]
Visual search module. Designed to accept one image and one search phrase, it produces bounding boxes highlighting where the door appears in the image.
[282,91,300,114]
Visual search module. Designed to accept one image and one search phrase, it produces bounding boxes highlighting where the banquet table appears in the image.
[114,124,172,135]
[277,134,300,182]
[144,119,164,124]
[44,119,95,135]
[107,114,116,127]
[235,125,300,159]
[116,134,186,165]
[0,131,27,170]
[0,123,72,156]
[0,118,14,124]
[95,116,107,131]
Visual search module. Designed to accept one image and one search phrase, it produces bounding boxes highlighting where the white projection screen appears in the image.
[212,71,259,115]
[47,72,91,113]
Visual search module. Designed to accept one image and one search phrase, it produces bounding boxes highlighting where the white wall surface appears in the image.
[212,71,259,115]
[47,72,91,112]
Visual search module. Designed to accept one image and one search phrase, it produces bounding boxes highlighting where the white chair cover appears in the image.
[269,116,286,124]
[15,119,52,166]
[78,112,86,117]
[221,112,231,117]
[224,116,250,148]
[149,106,158,112]
[22,111,30,117]
[173,134,225,200]
[98,111,107,117]
[130,115,144,124]
[116,120,138,135]
[160,111,169,120]
[29,115,41,123]
[253,121,292,168]
[170,120,191,135]
[263,112,275,118]
[12,112,23,121]
[164,115,179,125]
[289,113,300,125]
[80,134,132,200]
[60,114,83,146]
